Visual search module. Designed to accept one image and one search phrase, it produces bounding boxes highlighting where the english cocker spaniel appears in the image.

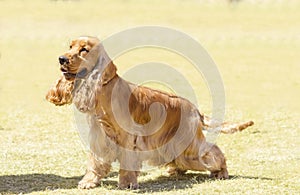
[46,36,253,189]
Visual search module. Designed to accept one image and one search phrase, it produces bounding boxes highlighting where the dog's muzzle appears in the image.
[58,55,87,79]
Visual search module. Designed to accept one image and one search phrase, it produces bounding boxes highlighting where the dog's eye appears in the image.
[79,48,89,53]
[69,45,72,49]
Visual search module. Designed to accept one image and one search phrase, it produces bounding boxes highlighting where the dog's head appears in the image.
[46,36,117,106]
[59,36,100,80]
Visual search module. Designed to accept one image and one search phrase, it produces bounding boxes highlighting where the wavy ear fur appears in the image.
[45,76,74,106]
[101,62,117,85]
[72,45,117,112]
[72,71,98,113]
[72,63,117,113]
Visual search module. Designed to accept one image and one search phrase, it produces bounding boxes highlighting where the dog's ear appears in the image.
[92,43,117,85]
[77,43,117,84]
[46,76,74,106]
[101,62,117,85]
[77,43,102,77]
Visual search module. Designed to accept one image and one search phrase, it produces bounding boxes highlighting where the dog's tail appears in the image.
[203,115,254,134]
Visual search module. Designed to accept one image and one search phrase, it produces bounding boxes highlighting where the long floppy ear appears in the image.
[72,62,117,112]
[72,43,117,112]
[46,76,74,106]
[84,42,117,85]
[100,62,117,85]
[93,43,117,85]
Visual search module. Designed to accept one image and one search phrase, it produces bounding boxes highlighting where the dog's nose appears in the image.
[59,56,69,65]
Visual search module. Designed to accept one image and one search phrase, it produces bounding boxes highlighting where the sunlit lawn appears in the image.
[0,0,299,194]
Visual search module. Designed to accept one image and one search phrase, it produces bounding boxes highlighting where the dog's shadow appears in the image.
[0,174,82,194]
[136,173,273,193]
[0,172,272,194]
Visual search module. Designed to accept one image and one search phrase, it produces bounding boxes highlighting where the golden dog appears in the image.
[46,36,253,189]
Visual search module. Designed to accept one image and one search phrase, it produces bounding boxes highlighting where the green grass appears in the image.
[0,0,299,194]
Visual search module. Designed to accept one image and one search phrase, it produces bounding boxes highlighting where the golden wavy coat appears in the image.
[46,36,253,189]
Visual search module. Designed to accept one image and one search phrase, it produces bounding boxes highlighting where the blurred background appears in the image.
[0,0,299,194]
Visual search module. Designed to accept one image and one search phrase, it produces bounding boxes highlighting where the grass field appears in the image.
[0,0,299,194]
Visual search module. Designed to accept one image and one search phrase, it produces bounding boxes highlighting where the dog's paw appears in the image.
[78,171,101,189]
[118,170,139,190]
[118,182,139,190]
[209,168,229,179]
[167,166,187,176]
[78,180,99,189]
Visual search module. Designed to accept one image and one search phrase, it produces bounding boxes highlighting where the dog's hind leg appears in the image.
[199,143,229,179]
[173,142,229,179]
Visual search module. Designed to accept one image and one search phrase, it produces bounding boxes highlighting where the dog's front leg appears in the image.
[118,151,141,189]
[78,153,111,189]
[118,169,139,189]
